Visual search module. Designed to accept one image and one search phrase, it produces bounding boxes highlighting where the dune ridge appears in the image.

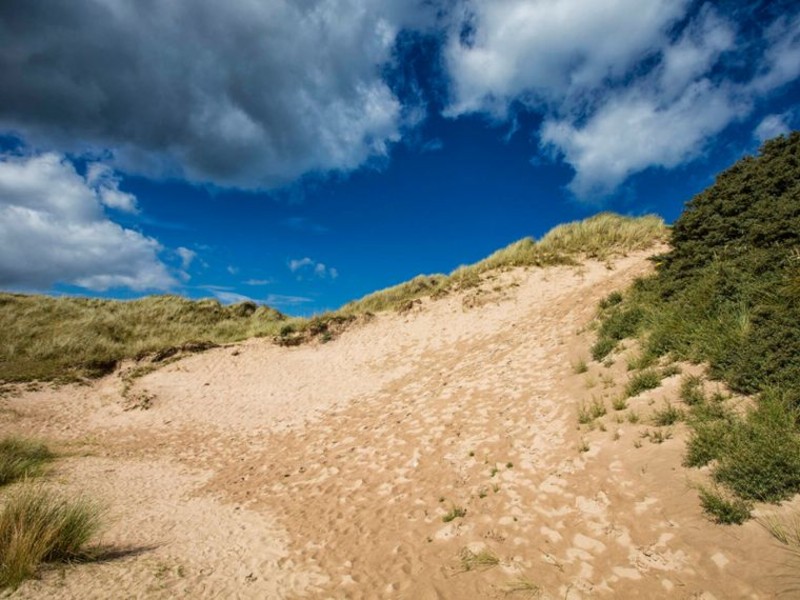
[1,246,794,598]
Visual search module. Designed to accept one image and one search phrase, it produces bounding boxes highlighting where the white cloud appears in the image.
[176,247,197,270]
[85,163,139,213]
[0,1,432,189]
[244,278,274,286]
[288,258,315,273]
[264,294,313,307]
[750,14,800,95]
[445,1,800,198]
[754,113,791,142]
[0,152,176,291]
[212,290,256,305]
[288,257,338,279]
[444,0,688,117]
[541,81,744,197]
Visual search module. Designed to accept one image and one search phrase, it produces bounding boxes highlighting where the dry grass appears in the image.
[0,294,287,382]
[0,484,103,589]
[0,439,54,486]
[342,213,666,315]
[459,547,500,571]
[0,213,666,383]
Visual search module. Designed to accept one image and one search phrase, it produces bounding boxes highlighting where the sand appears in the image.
[2,248,796,599]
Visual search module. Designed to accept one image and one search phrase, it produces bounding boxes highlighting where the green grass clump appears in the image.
[652,403,684,427]
[679,375,706,406]
[0,485,102,589]
[577,398,606,424]
[442,505,467,523]
[0,439,53,486]
[598,291,623,310]
[624,369,662,398]
[698,486,752,524]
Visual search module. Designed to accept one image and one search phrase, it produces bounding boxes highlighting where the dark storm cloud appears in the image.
[0,0,429,188]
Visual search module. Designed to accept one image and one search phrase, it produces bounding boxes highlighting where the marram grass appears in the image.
[0,213,665,382]
[0,484,102,589]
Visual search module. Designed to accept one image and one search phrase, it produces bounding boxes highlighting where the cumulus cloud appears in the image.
[445,1,800,198]
[0,0,431,189]
[176,247,197,270]
[541,82,745,197]
[289,257,338,279]
[444,0,688,117]
[754,113,792,142]
[0,152,176,291]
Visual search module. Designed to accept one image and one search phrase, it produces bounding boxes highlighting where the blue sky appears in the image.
[1,0,798,315]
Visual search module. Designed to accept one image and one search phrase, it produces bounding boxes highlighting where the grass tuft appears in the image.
[0,439,53,486]
[679,375,706,406]
[697,486,752,525]
[652,403,684,427]
[459,547,500,571]
[624,369,662,398]
[442,505,467,523]
[0,484,103,589]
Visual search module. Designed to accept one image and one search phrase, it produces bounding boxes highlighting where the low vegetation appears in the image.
[0,294,287,382]
[458,547,500,571]
[0,438,53,486]
[591,132,800,521]
[342,212,665,316]
[0,437,102,589]
[1,213,665,383]
[0,484,102,589]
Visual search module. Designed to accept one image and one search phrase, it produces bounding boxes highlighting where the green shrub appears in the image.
[591,337,616,361]
[592,133,800,519]
[599,291,623,310]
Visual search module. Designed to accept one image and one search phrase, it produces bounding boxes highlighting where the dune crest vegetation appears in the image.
[1,213,665,383]
[591,132,800,522]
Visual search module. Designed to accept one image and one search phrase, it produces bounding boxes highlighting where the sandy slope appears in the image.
[2,248,796,599]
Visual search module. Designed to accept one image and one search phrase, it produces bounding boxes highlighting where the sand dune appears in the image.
[2,248,795,599]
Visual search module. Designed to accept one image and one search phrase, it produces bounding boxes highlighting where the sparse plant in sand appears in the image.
[442,505,467,523]
[627,411,640,424]
[627,351,657,371]
[459,547,500,571]
[652,403,684,427]
[573,358,589,374]
[503,577,542,597]
[647,429,672,444]
[578,440,590,453]
[624,369,662,398]
[577,398,606,424]
[612,397,628,411]
[758,511,800,553]
[0,484,103,589]
[0,438,54,486]
[679,375,706,406]
[697,486,751,525]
